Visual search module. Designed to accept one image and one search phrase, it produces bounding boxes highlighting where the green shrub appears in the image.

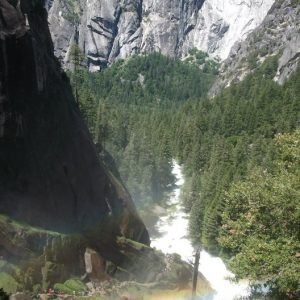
[53,283,73,294]
[32,284,42,294]
[247,52,258,69]
[0,273,18,294]
[64,278,86,292]
[54,278,86,295]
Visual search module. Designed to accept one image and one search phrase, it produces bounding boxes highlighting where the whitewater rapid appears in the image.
[151,161,250,300]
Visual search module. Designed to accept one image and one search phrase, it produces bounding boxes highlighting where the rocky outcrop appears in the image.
[182,0,275,60]
[210,0,300,96]
[48,0,275,71]
[0,212,204,294]
[0,0,149,291]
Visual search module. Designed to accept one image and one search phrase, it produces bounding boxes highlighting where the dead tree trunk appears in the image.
[192,247,201,299]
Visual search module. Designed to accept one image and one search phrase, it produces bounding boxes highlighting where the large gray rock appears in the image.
[210,0,300,96]
[276,31,300,84]
[48,0,275,71]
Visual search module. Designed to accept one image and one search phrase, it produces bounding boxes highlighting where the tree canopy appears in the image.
[219,130,300,299]
[69,52,300,298]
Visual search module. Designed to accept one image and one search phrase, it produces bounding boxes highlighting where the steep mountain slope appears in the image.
[48,0,274,70]
[211,0,300,96]
[0,0,148,237]
[0,0,150,291]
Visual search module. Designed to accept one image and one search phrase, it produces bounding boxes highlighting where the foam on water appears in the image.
[151,161,250,300]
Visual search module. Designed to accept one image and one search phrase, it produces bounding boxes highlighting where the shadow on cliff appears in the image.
[0,0,150,291]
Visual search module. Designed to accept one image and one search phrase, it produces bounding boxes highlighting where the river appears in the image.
[151,161,250,300]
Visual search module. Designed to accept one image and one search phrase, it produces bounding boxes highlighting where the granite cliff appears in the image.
[0,0,150,292]
[210,0,300,95]
[48,0,275,71]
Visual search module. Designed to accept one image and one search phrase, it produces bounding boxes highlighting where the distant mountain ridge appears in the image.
[47,0,275,71]
[210,0,300,96]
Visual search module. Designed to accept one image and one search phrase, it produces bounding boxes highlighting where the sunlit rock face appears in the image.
[210,0,300,96]
[182,0,275,60]
[48,0,274,71]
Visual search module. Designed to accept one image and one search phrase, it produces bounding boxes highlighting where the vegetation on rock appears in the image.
[54,278,87,294]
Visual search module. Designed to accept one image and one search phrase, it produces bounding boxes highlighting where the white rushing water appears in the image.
[151,161,250,300]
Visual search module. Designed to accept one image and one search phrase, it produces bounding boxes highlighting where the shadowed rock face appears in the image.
[0,0,149,239]
[0,0,149,289]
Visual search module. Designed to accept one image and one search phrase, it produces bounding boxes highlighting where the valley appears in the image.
[72,49,300,299]
[0,0,300,299]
